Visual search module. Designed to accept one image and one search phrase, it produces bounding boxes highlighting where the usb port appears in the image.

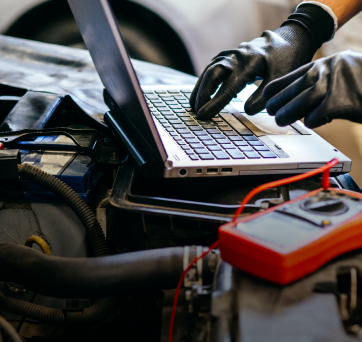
[207,168,218,174]
[221,168,232,173]
[196,169,202,174]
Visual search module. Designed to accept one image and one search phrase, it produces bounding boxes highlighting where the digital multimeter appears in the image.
[219,188,362,285]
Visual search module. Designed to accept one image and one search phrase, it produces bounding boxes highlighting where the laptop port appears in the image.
[221,168,232,173]
[196,169,202,174]
[207,168,218,174]
[179,169,187,176]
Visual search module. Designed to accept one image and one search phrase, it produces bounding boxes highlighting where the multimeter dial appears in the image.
[302,191,349,216]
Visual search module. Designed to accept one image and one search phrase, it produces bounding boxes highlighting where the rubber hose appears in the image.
[18,163,109,257]
[0,290,64,324]
[0,245,188,298]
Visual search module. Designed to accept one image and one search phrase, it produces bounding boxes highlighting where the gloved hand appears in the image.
[190,4,335,120]
[264,51,362,129]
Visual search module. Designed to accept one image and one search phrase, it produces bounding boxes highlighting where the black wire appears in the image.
[0,315,23,342]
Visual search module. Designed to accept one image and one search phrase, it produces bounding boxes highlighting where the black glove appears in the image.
[190,4,334,120]
[264,51,362,129]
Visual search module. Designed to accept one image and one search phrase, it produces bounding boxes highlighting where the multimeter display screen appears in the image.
[236,212,322,247]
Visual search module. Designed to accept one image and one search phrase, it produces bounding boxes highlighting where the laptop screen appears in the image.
[67,0,167,162]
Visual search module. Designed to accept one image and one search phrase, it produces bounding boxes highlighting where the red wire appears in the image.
[168,240,220,342]
[169,158,339,342]
[232,158,339,222]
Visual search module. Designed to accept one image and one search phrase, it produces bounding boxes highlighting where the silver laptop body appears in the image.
[68,0,351,178]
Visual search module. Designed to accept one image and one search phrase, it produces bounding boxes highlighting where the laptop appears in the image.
[67,0,351,178]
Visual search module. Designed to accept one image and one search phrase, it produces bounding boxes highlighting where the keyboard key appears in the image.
[185,150,195,155]
[180,133,194,139]
[194,131,208,136]
[243,136,258,141]
[185,107,193,111]
[194,148,209,154]
[207,129,220,134]
[218,125,233,131]
[173,136,182,141]
[169,119,182,124]
[177,141,187,145]
[162,123,171,128]
[173,109,187,113]
[233,141,249,146]
[158,119,167,124]
[181,118,195,123]
[178,99,190,104]
[202,124,217,129]
[185,121,199,126]
[227,150,246,159]
[216,138,230,144]
[168,91,181,95]
[155,104,167,108]
[244,152,261,159]
[208,145,222,151]
[145,94,158,99]
[198,135,212,141]
[259,151,277,158]
[189,154,199,161]
[210,134,225,139]
[202,140,217,145]
[172,124,187,129]
[166,128,175,132]
[199,154,215,160]
[174,95,187,100]
[159,96,173,101]
[185,138,199,144]
[238,146,254,152]
[164,100,178,105]
[189,126,203,131]
[170,132,178,136]
[228,136,244,141]
[169,104,182,109]
[190,143,204,149]
[177,112,191,117]
[163,114,178,119]
[248,141,264,146]
[155,90,167,93]
[221,144,236,149]
[143,90,154,94]
[159,110,174,115]
[253,146,270,151]
[212,151,230,160]
[181,145,190,150]
[224,131,238,136]
[211,118,224,122]
[177,129,190,134]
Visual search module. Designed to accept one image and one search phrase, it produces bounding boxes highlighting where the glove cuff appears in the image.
[279,3,335,52]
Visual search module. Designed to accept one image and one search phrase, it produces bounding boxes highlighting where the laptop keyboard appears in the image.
[144,90,277,161]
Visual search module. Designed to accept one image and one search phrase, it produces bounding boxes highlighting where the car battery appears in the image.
[19,135,103,203]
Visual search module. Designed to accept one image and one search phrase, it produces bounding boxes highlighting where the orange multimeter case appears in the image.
[219,188,362,285]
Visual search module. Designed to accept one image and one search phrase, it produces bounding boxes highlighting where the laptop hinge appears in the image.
[104,90,163,178]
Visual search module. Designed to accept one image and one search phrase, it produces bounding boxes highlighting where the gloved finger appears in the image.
[190,57,224,109]
[194,62,230,113]
[266,71,319,116]
[274,85,326,126]
[303,104,331,128]
[244,80,268,115]
[263,63,314,101]
[196,83,240,120]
